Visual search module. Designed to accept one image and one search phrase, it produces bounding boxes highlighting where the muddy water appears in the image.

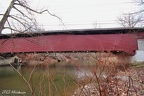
[0,64,93,96]
[0,65,92,78]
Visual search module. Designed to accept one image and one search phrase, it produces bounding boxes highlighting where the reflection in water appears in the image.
[73,68,93,80]
[0,66,15,72]
[0,65,94,80]
[0,66,16,78]
[0,65,94,95]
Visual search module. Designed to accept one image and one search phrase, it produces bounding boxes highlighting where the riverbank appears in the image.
[73,65,144,96]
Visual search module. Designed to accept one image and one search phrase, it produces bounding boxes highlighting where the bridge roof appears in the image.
[0,28,144,55]
[1,27,144,39]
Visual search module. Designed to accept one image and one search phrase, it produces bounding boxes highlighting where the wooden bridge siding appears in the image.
[0,34,138,55]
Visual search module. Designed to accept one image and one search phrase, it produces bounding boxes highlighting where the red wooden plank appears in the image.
[0,34,138,55]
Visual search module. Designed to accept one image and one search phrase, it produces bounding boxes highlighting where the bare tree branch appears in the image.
[118,13,144,28]
[13,6,32,20]
[14,2,65,26]
[9,15,26,27]
[6,20,13,34]
[0,0,16,33]
[4,27,32,33]
[0,0,65,34]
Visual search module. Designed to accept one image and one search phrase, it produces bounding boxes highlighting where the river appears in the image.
[0,62,94,96]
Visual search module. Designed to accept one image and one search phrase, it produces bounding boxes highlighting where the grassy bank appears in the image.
[132,62,144,68]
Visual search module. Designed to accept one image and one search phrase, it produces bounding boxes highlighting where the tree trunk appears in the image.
[0,0,16,34]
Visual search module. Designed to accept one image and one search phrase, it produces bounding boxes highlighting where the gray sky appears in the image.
[0,0,141,31]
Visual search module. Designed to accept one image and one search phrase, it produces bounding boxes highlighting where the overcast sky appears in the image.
[0,0,141,31]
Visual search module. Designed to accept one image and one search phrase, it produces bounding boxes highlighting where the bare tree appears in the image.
[117,0,144,28]
[118,13,144,28]
[0,0,63,34]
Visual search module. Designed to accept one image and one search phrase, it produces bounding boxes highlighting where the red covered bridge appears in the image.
[0,28,144,55]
